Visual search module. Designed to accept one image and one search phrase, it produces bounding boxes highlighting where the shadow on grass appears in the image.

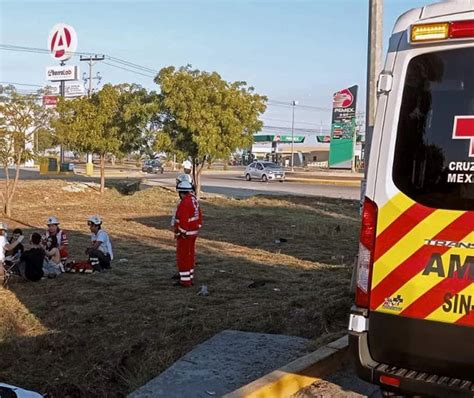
[0,188,358,398]
[1,228,353,398]
[130,194,360,266]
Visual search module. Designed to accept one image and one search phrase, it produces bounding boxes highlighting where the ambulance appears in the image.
[349,1,474,397]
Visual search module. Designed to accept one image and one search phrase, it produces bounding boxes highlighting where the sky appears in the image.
[0,0,431,133]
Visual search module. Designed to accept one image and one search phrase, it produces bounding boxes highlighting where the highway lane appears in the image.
[144,172,360,200]
[1,168,360,200]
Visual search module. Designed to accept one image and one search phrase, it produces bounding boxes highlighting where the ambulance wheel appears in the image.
[262,174,268,182]
[245,173,251,181]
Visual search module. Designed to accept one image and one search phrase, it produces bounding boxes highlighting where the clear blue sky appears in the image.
[0,0,430,132]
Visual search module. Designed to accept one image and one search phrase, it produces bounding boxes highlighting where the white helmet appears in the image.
[176,173,193,185]
[182,160,192,170]
[88,215,102,225]
[0,222,7,231]
[176,181,194,192]
[47,216,60,225]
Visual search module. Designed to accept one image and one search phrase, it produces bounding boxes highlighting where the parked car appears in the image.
[244,161,285,182]
[141,159,164,174]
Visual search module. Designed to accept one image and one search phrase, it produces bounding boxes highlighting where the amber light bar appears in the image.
[411,20,474,43]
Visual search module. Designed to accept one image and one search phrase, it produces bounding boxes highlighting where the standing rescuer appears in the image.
[173,181,202,287]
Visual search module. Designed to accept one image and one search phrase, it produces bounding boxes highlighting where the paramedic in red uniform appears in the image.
[173,181,202,287]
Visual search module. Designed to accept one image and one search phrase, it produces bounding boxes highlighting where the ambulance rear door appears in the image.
[368,18,474,380]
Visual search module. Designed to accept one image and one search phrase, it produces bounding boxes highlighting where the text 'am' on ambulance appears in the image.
[349,1,474,397]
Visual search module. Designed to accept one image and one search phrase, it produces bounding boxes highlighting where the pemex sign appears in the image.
[329,85,358,169]
[48,23,77,62]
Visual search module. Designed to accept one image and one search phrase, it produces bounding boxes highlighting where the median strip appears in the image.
[223,335,349,398]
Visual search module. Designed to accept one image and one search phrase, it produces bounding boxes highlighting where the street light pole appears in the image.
[291,100,297,171]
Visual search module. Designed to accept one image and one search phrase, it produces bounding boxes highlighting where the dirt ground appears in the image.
[0,180,360,397]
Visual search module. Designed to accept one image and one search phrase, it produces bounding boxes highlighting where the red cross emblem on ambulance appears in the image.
[452,116,474,157]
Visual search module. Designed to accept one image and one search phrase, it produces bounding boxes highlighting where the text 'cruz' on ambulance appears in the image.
[349,1,474,397]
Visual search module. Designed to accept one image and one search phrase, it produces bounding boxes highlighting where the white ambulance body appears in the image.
[349,1,474,397]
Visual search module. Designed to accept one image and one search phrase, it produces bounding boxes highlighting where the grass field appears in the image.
[0,180,360,397]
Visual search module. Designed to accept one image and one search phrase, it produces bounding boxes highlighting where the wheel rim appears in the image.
[262,175,267,182]
[246,174,251,181]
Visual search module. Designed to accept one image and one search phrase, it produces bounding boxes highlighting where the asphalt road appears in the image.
[3,168,360,200]
[144,172,360,200]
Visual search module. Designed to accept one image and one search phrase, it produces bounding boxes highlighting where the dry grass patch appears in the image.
[0,180,359,397]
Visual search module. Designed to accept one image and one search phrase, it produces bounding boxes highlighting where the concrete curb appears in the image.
[223,335,349,398]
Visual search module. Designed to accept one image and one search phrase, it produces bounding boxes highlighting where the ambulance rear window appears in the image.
[393,47,474,211]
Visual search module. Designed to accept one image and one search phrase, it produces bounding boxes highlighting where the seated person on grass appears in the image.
[42,216,69,264]
[6,228,25,260]
[44,236,65,274]
[4,228,25,274]
[20,233,44,282]
[85,216,113,271]
[0,222,24,279]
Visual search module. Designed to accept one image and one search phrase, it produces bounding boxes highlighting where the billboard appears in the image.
[48,23,77,62]
[329,85,358,169]
[43,95,58,107]
[46,65,79,81]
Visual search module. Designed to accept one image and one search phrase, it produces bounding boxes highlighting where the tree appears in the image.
[114,83,160,157]
[53,84,120,193]
[53,84,160,192]
[154,66,266,195]
[0,85,51,216]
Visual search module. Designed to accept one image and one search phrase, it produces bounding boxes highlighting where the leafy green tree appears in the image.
[114,83,160,156]
[0,85,51,216]
[53,84,120,193]
[154,65,266,195]
[53,84,160,192]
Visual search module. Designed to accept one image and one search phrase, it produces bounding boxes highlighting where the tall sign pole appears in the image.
[47,23,78,166]
[359,0,383,210]
[290,100,297,171]
[364,0,383,178]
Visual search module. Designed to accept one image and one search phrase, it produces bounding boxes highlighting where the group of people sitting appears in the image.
[0,215,113,284]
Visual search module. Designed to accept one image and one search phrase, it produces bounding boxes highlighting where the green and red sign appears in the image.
[329,85,358,169]
[253,134,305,143]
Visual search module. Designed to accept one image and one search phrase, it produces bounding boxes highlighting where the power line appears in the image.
[102,61,155,78]
[0,43,158,78]
[1,44,335,113]
[261,117,326,127]
[0,81,43,87]
[267,99,330,111]
[107,56,158,74]
[262,125,331,134]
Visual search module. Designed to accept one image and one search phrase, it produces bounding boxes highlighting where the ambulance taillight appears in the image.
[355,197,377,308]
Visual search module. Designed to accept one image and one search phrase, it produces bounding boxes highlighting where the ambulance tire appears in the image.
[261,174,268,183]
[245,173,251,181]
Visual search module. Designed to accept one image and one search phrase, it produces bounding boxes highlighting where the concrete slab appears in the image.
[128,330,312,398]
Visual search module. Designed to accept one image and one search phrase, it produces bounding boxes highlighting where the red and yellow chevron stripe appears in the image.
[370,192,474,326]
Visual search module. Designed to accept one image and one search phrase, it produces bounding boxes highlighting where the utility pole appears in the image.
[80,55,104,96]
[59,60,66,165]
[364,0,383,179]
[291,100,298,171]
[80,55,104,176]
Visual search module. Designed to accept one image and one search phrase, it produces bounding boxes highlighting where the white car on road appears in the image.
[244,161,285,182]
